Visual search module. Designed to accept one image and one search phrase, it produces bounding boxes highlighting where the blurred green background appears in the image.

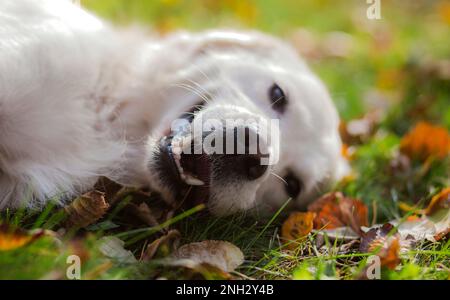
[82,0,450,124]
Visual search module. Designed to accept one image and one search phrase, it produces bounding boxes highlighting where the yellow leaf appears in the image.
[0,224,43,251]
[423,187,450,216]
[398,201,419,213]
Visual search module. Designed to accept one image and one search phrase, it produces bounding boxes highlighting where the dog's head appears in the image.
[145,31,348,215]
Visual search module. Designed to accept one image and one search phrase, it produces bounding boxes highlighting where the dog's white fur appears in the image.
[0,0,348,214]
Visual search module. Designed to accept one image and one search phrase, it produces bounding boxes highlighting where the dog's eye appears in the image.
[179,101,205,123]
[284,172,302,198]
[269,83,287,113]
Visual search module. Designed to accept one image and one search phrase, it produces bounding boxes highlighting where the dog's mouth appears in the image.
[158,105,211,206]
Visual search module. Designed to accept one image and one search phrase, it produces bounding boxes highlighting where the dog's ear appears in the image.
[170,30,299,61]
[192,30,278,53]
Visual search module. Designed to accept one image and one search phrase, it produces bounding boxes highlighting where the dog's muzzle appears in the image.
[157,116,270,207]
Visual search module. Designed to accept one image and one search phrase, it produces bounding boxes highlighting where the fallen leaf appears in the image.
[397,201,419,214]
[361,192,450,254]
[281,212,315,249]
[400,122,450,161]
[164,260,232,280]
[141,229,181,261]
[98,236,137,264]
[313,226,360,242]
[359,223,401,270]
[0,224,44,251]
[308,192,369,234]
[94,177,123,204]
[394,187,450,243]
[64,191,110,228]
[396,210,450,243]
[360,223,397,253]
[379,238,401,270]
[423,187,450,216]
[173,240,244,272]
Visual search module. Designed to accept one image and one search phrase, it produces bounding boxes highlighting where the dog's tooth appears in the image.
[183,173,205,186]
[172,151,185,178]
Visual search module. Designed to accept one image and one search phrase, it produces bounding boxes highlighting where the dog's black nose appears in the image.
[218,152,269,181]
[215,126,270,181]
[245,153,269,180]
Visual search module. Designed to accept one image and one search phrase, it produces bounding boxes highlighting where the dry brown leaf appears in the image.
[392,187,450,243]
[359,223,401,270]
[360,223,397,253]
[164,260,233,280]
[379,238,401,270]
[173,240,244,273]
[281,212,315,249]
[0,224,44,251]
[141,229,181,261]
[93,176,124,204]
[396,217,449,242]
[308,192,369,234]
[64,190,110,228]
[400,122,450,161]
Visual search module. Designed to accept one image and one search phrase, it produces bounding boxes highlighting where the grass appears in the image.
[0,0,449,279]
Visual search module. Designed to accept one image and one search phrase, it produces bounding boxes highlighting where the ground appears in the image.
[0,0,449,280]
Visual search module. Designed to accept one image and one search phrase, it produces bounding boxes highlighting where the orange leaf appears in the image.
[0,224,43,251]
[379,238,401,270]
[307,192,368,234]
[423,187,450,216]
[400,122,450,161]
[437,1,450,25]
[281,212,316,249]
[359,223,400,270]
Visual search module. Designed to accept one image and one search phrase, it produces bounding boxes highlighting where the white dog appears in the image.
[0,0,348,215]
